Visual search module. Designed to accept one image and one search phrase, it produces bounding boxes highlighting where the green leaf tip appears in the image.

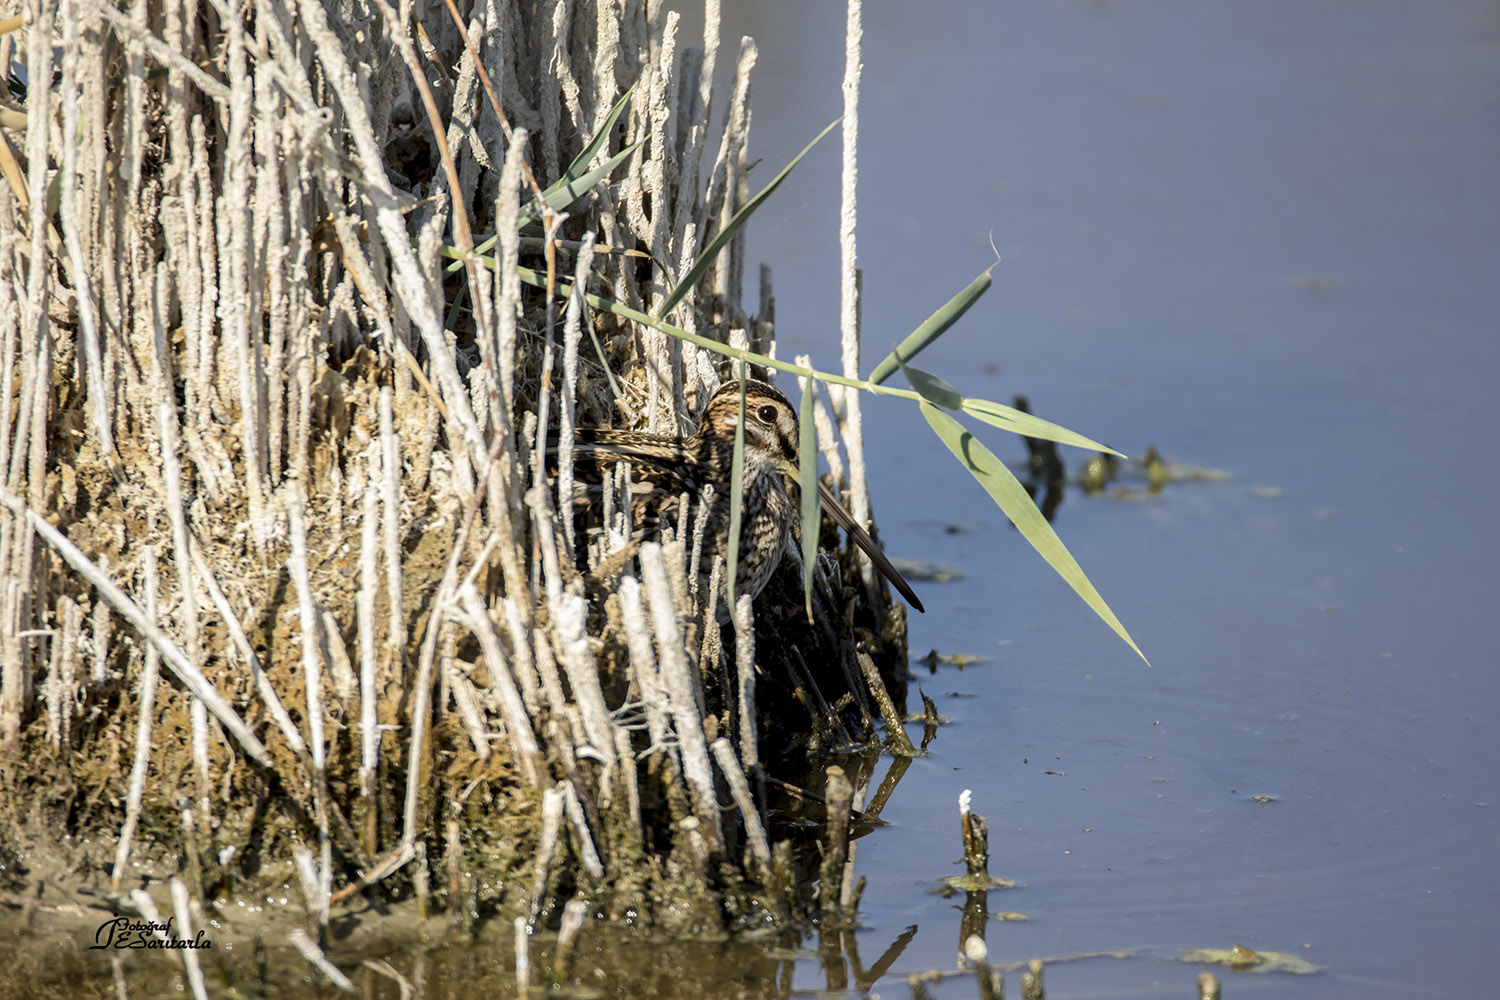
[920,402,1148,664]
[961,398,1125,457]
[867,267,993,386]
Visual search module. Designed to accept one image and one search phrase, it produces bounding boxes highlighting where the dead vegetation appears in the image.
[0,0,908,942]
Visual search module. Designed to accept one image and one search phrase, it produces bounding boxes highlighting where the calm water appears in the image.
[714,0,1500,996]
[26,2,1497,997]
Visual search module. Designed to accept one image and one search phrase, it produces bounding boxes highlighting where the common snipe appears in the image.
[567,378,923,614]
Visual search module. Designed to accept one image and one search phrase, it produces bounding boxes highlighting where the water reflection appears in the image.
[1015,395,1068,520]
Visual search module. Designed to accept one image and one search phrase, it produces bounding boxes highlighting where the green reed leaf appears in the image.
[557,80,638,193]
[520,139,643,226]
[961,398,1123,457]
[868,266,994,385]
[920,402,1148,664]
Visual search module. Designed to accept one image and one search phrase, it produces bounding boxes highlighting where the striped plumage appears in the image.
[567,379,923,614]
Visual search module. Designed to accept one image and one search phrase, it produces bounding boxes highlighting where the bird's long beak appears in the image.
[814,479,925,614]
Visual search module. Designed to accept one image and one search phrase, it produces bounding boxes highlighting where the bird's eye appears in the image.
[756,404,778,424]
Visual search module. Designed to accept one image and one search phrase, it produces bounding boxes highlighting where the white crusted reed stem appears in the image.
[448,668,491,761]
[10,0,54,724]
[59,597,81,711]
[531,625,572,730]
[378,387,406,689]
[288,928,357,994]
[492,128,525,423]
[253,15,280,484]
[357,438,381,814]
[169,877,209,1000]
[638,543,722,850]
[662,538,693,624]
[486,131,534,602]
[153,268,211,826]
[558,234,597,554]
[221,9,271,544]
[291,844,328,929]
[561,781,605,879]
[286,481,332,921]
[528,784,566,926]
[360,958,415,1000]
[526,481,567,624]
[700,37,755,286]
[733,593,759,770]
[667,0,719,286]
[0,493,270,764]
[616,577,670,757]
[709,737,771,866]
[553,896,589,979]
[401,432,513,848]
[858,650,917,756]
[188,540,305,757]
[514,915,531,994]
[457,584,541,786]
[648,28,684,429]
[90,599,108,685]
[111,548,160,891]
[126,889,186,973]
[188,118,219,479]
[58,1,116,468]
[686,482,713,603]
[725,45,753,321]
[641,11,678,314]
[189,697,211,832]
[838,0,872,587]
[52,619,68,744]
[502,597,541,713]
[554,593,617,766]
[531,205,568,474]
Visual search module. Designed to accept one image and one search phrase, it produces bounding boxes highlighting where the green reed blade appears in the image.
[920,401,1148,664]
[961,398,1123,457]
[868,266,994,386]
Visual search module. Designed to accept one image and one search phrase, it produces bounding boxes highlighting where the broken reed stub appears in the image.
[940,790,1017,892]
[960,788,990,879]
[819,765,855,923]
[857,650,917,756]
[1021,959,1044,1000]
